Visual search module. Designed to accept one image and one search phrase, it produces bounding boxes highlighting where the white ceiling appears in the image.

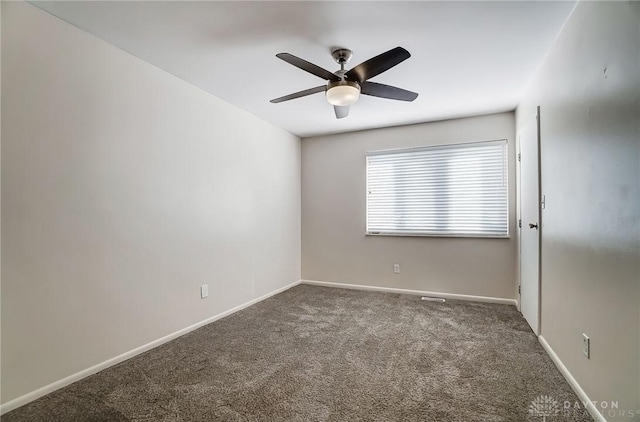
[31,1,575,138]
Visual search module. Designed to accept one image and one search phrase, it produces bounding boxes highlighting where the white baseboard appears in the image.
[538,335,606,422]
[301,279,518,306]
[0,280,301,415]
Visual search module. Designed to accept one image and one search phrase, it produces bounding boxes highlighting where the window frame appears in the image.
[365,139,510,239]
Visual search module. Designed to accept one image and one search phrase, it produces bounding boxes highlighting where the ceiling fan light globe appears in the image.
[326,83,360,106]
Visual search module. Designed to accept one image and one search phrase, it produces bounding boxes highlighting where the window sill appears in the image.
[366,232,510,239]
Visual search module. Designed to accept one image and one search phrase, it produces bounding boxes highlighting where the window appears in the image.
[366,140,508,237]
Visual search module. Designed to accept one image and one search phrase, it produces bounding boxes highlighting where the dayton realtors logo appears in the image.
[529,395,638,420]
[529,395,560,421]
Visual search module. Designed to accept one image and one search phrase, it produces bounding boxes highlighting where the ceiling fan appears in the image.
[270,47,418,119]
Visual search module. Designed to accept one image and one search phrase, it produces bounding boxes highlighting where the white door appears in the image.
[519,107,541,334]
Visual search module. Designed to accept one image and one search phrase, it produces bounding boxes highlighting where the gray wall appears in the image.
[516,1,639,418]
[302,112,517,299]
[1,2,301,404]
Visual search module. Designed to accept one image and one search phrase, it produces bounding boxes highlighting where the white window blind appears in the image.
[366,140,508,237]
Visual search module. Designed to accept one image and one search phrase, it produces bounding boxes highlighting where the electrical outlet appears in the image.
[582,333,590,359]
[393,264,400,274]
[201,284,209,299]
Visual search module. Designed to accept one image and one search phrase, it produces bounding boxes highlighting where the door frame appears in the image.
[516,130,522,312]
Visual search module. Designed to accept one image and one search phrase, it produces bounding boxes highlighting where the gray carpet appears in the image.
[3,285,592,421]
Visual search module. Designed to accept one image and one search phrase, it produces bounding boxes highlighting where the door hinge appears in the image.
[518,285,521,294]
[518,219,522,228]
[518,153,521,162]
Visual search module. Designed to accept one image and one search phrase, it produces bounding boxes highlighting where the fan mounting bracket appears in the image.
[331,48,353,65]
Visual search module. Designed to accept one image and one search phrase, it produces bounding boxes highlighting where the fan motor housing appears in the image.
[327,80,360,90]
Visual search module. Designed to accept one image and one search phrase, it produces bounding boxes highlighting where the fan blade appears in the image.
[361,81,418,102]
[334,105,350,119]
[345,47,411,83]
[276,53,340,82]
[270,86,326,103]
